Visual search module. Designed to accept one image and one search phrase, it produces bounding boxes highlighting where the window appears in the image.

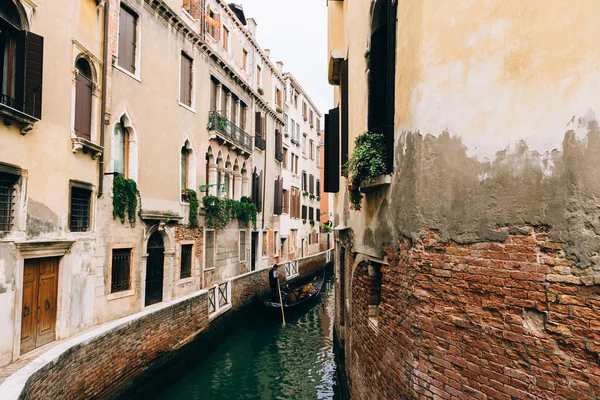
[242,48,248,71]
[367,262,383,329]
[309,140,314,160]
[291,187,300,219]
[283,147,288,169]
[309,109,314,127]
[0,172,18,232]
[69,185,91,232]
[302,205,307,221]
[317,208,320,222]
[309,207,314,221]
[290,118,295,140]
[316,118,320,129]
[290,229,298,251]
[239,230,247,262]
[274,231,279,256]
[302,134,307,154]
[111,248,132,293]
[118,5,138,75]
[114,118,130,178]
[206,7,221,40]
[316,180,320,196]
[262,231,268,257]
[293,94,298,108]
[223,26,229,51]
[0,4,44,119]
[180,244,193,279]
[273,177,283,215]
[302,171,307,192]
[275,87,282,108]
[292,154,299,174]
[309,174,314,194]
[181,143,192,201]
[284,114,289,136]
[303,102,307,119]
[240,103,247,129]
[74,58,93,140]
[282,189,289,214]
[180,52,193,107]
[183,0,202,19]
[205,230,215,269]
[296,123,300,142]
[369,0,397,172]
[256,64,262,87]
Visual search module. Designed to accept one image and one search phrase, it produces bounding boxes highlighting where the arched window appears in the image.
[74,58,93,140]
[114,118,130,178]
[0,1,22,107]
[368,0,396,172]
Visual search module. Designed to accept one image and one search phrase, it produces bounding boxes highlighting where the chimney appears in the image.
[264,49,270,58]
[247,18,257,37]
[276,61,284,72]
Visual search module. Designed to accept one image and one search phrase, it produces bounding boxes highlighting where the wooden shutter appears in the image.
[180,53,192,106]
[118,6,137,74]
[255,111,262,137]
[183,0,190,12]
[74,73,93,140]
[214,14,221,42]
[310,175,314,194]
[15,31,44,119]
[324,108,340,193]
[316,180,320,196]
[341,59,349,171]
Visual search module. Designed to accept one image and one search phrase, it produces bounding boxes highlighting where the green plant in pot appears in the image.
[310,219,315,227]
[302,191,309,197]
[309,194,316,200]
[342,132,387,211]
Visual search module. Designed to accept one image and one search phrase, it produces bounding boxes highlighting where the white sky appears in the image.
[236,0,332,118]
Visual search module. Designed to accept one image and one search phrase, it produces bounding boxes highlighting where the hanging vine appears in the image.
[113,175,141,226]
[342,132,387,211]
[185,189,199,227]
[203,195,257,230]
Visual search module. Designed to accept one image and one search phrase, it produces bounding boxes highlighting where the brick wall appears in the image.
[299,251,327,278]
[174,225,204,287]
[346,227,600,400]
[18,291,209,400]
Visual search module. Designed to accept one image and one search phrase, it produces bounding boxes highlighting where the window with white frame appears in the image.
[205,230,215,269]
[274,231,279,256]
[118,4,140,76]
[239,230,247,262]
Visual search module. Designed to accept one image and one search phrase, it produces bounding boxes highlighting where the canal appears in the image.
[144,270,342,400]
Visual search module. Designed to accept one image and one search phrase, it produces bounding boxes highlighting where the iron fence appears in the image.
[207,111,253,152]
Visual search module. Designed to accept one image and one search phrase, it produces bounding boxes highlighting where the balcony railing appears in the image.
[255,135,266,151]
[208,111,253,153]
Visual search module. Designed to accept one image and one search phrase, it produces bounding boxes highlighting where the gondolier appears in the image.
[269,265,280,300]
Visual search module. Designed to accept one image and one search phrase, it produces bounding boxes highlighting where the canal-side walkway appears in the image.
[0,249,333,400]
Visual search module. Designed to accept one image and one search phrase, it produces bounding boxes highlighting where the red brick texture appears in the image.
[174,225,204,286]
[299,251,327,277]
[346,227,600,400]
[20,291,209,400]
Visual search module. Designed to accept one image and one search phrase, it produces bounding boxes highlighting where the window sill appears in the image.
[114,64,141,82]
[107,289,135,301]
[177,277,195,285]
[178,101,196,113]
[0,103,39,135]
[204,267,216,272]
[72,137,103,159]
[360,174,392,193]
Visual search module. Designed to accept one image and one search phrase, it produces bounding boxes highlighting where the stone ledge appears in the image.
[360,175,392,193]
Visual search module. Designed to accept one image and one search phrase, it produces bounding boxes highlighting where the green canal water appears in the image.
[149,271,342,400]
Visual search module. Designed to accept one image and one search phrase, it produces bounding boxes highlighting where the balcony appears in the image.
[255,135,266,151]
[207,111,253,155]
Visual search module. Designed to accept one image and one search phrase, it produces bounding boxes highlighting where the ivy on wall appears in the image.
[185,189,199,227]
[203,195,257,230]
[113,175,141,226]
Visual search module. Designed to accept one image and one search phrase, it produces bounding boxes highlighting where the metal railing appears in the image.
[255,135,266,151]
[208,280,231,317]
[208,111,253,152]
[283,260,299,277]
[0,94,15,109]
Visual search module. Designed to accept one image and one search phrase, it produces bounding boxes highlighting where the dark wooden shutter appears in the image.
[341,59,349,172]
[274,178,283,215]
[309,174,314,194]
[316,180,320,196]
[74,73,93,140]
[257,172,263,211]
[324,108,340,193]
[255,111,262,137]
[15,31,44,119]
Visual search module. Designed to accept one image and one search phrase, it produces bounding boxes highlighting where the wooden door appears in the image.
[20,258,58,354]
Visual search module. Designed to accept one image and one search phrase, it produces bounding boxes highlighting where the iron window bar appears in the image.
[70,187,91,232]
[0,173,17,232]
[111,248,131,293]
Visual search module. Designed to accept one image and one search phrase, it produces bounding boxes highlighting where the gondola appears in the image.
[263,272,325,309]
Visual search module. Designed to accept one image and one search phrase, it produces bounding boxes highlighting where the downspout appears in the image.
[98,0,110,197]
[262,121,267,230]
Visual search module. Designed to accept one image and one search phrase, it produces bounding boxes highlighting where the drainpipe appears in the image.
[98,0,110,198]
[261,119,267,230]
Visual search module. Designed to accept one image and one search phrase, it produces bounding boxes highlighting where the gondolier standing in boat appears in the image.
[269,265,280,300]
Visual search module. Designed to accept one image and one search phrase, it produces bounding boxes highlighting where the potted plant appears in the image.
[302,191,309,197]
[257,87,264,95]
[276,106,283,113]
[310,219,315,227]
[309,194,316,200]
[343,132,387,211]
[316,196,321,201]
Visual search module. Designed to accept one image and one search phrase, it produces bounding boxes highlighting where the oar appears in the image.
[277,278,286,326]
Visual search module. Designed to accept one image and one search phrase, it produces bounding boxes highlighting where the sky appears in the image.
[236,0,332,118]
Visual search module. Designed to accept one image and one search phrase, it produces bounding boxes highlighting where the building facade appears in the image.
[0,0,105,367]
[0,0,322,370]
[328,1,600,399]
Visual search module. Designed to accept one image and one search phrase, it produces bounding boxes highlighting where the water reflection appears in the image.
[151,271,339,400]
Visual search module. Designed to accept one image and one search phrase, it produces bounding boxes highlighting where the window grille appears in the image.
[111,248,132,293]
[180,244,193,279]
[70,187,91,232]
[0,173,17,232]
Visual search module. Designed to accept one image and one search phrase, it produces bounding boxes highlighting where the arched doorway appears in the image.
[145,231,164,306]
